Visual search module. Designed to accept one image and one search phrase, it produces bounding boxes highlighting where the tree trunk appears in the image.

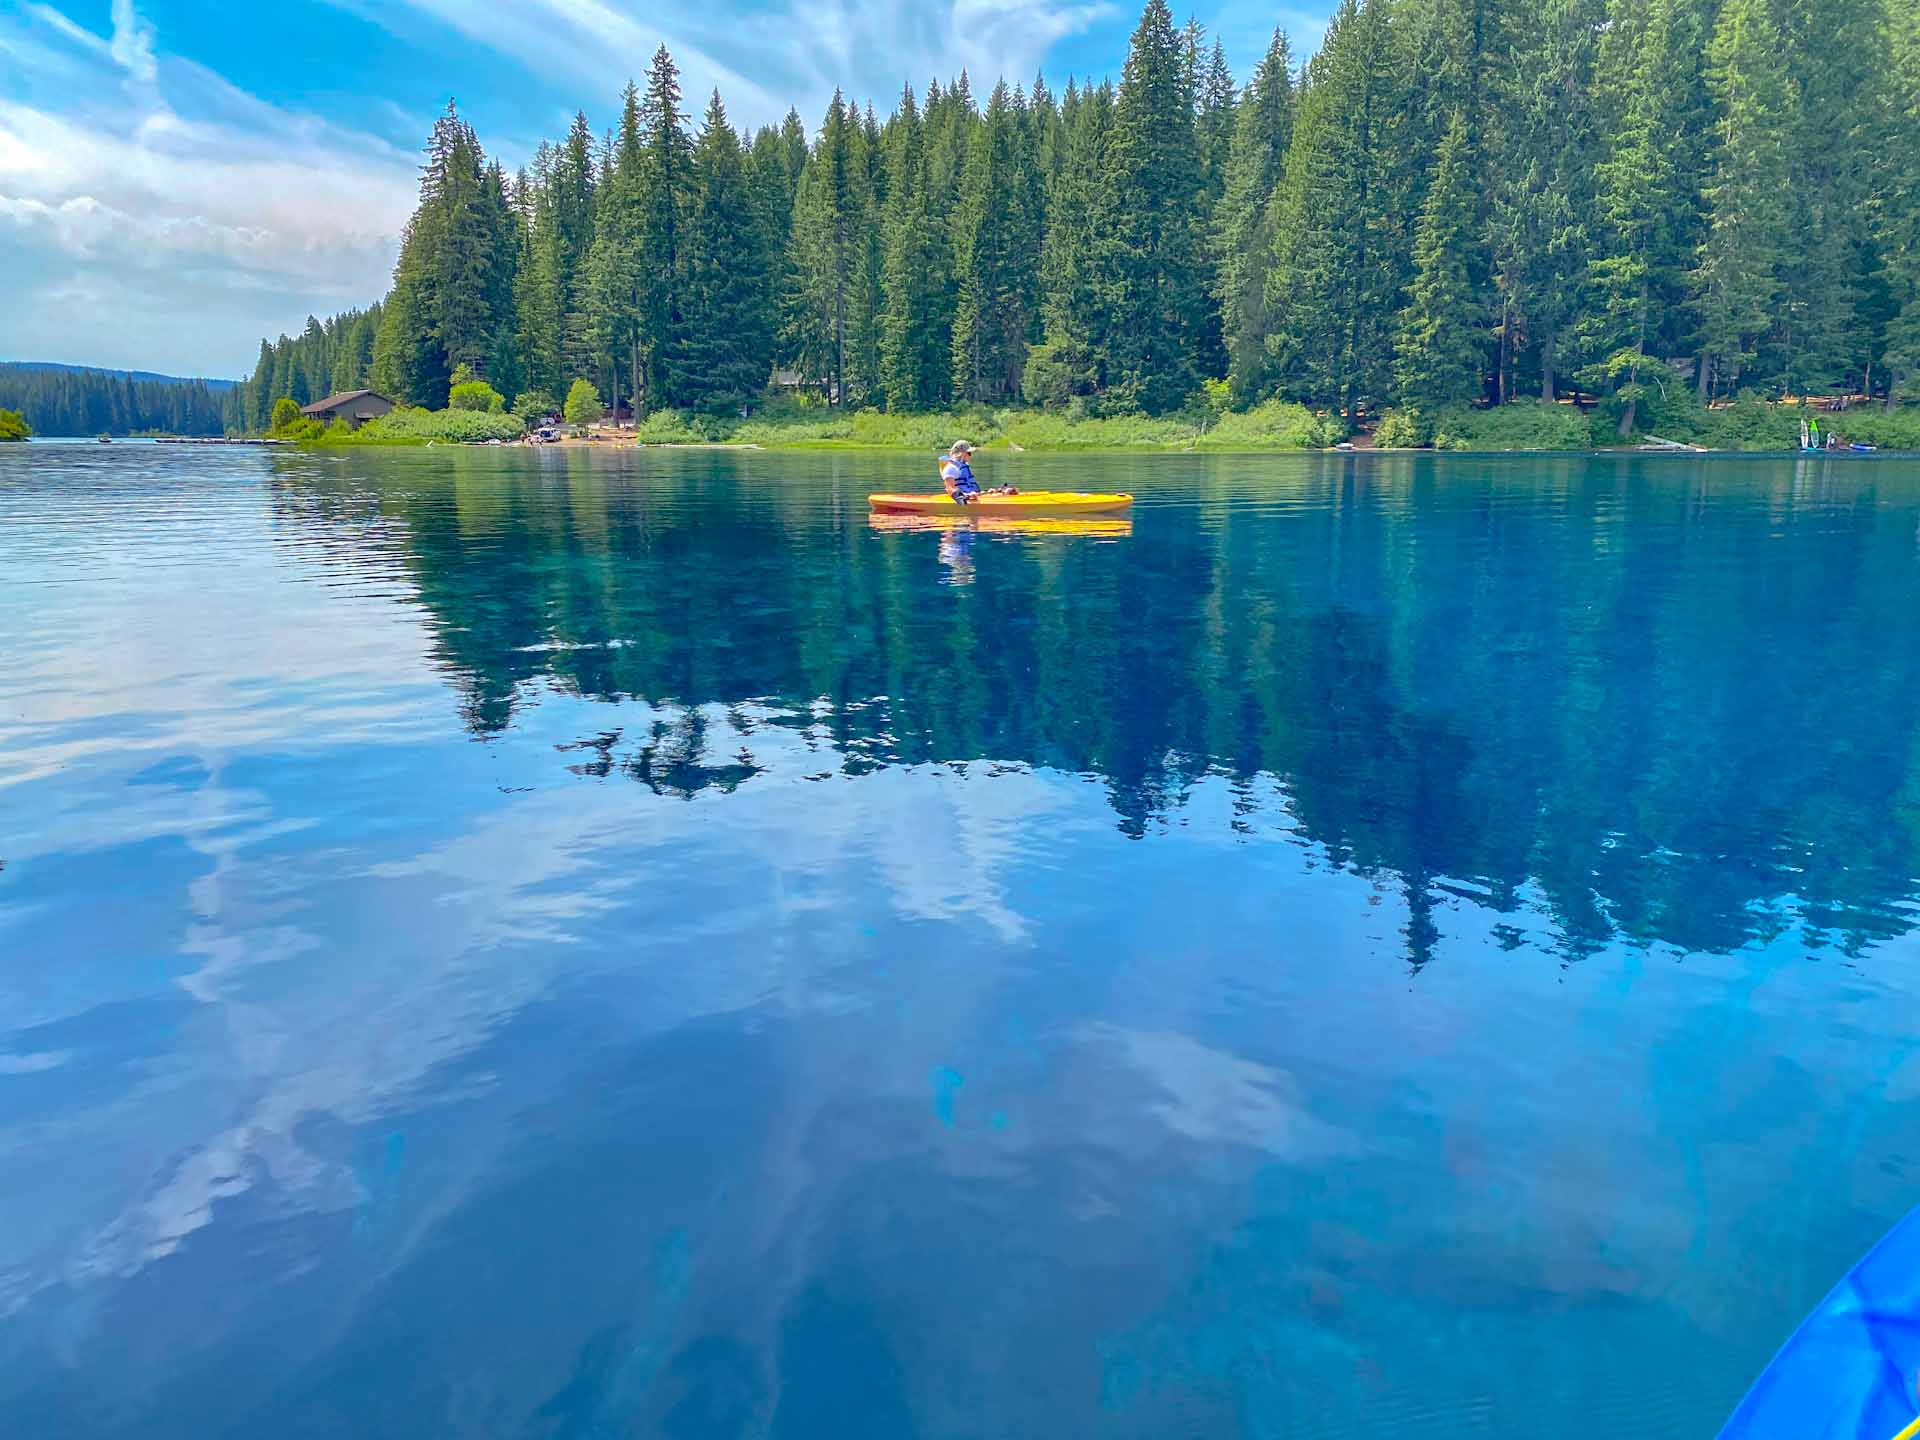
[834,288,846,410]
[1618,285,1647,437]
[1540,328,1556,403]
[1497,308,1510,405]
[1697,351,1711,401]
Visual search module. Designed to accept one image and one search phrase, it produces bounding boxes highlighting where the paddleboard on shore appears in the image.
[867,490,1134,517]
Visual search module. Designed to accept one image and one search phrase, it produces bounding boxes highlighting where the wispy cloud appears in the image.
[322,0,1113,129]
[108,0,158,84]
[732,0,1115,110]
[0,3,419,373]
[320,0,789,126]
[22,3,112,61]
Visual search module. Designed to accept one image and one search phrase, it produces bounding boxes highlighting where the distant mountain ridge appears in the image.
[1,361,238,390]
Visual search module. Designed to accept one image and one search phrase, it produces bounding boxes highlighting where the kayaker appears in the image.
[940,441,1017,505]
[941,441,981,504]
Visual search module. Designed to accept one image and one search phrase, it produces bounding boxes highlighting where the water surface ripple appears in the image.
[4,441,1920,1437]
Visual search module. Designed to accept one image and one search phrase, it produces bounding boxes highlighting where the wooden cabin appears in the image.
[300,389,394,430]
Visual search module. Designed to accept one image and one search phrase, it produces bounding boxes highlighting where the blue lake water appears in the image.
[4,440,1920,1436]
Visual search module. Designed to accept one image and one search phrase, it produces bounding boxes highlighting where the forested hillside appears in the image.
[1,363,229,437]
[231,0,1920,437]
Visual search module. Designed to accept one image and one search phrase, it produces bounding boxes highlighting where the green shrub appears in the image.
[1628,382,1714,443]
[846,409,997,450]
[1835,405,1920,451]
[731,411,855,445]
[1372,408,1428,448]
[1199,398,1343,449]
[719,406,1001,449]
[563,378,600,428]
[316,406,524,444]
[1429,399,1591,450]
[449,378,506,413]
[633,409,734,443]
[998,409,1199,449]
[0,407,33,441]
[511,389,557,424]
[267,396,327,442]
[1697,391,1799,449]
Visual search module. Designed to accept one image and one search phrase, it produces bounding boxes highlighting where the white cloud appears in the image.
[0,6,420,373]
[22,3,112,61]
[323,0,789,126]
[109,0,158,84]
[325,0,1113,131]
[730,0,1114,114]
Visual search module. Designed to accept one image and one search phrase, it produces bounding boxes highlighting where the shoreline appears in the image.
[23,432,1914,459]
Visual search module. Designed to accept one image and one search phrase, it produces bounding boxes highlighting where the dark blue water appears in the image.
[5,440,1920,1437]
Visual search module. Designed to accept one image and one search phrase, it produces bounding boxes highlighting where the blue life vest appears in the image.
[943,455,978,495]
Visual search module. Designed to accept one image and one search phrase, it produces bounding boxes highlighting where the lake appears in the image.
[4,440,1920,1437]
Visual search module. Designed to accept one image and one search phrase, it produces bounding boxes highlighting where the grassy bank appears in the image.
[298,407,525,445]
[629,397,1344,451]
[270,394,1920,454]
[269,397,1343,451]
[1376,395,1920,452]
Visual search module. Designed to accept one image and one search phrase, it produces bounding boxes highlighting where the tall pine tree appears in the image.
[1883,0,1920,405]
[679,92,774,413]
[1104,0,1209,412]
[1579,0,1699,434]
[1488,0,1599,400]
[951,81,1041,402]
[787,93,869,404]
[640,48,693,410]
[1394,112,1485,410]
[1213,29,1295,403]
[879,85,954,409]
[1265,0,1404,416]
[1691,0,1792,398]
[586,83,647,415]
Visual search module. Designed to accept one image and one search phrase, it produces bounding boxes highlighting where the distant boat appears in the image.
[97,434,111,444]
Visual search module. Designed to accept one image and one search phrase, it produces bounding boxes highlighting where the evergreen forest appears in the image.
[0,364,229,437]
[229,0,1920,438]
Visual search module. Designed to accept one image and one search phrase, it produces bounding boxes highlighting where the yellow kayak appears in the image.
[868,490,1134,517]
[869,513,1132,538]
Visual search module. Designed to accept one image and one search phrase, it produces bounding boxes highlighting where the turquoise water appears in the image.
[4,440,1920,1436]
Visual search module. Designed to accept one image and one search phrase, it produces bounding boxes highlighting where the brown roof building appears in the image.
[300,390,394,430]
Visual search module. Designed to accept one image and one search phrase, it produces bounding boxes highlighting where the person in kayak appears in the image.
[940,441,980,504]
[940,441,1017,505]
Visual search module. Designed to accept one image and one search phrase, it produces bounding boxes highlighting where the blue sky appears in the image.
[0,0,1331,378]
